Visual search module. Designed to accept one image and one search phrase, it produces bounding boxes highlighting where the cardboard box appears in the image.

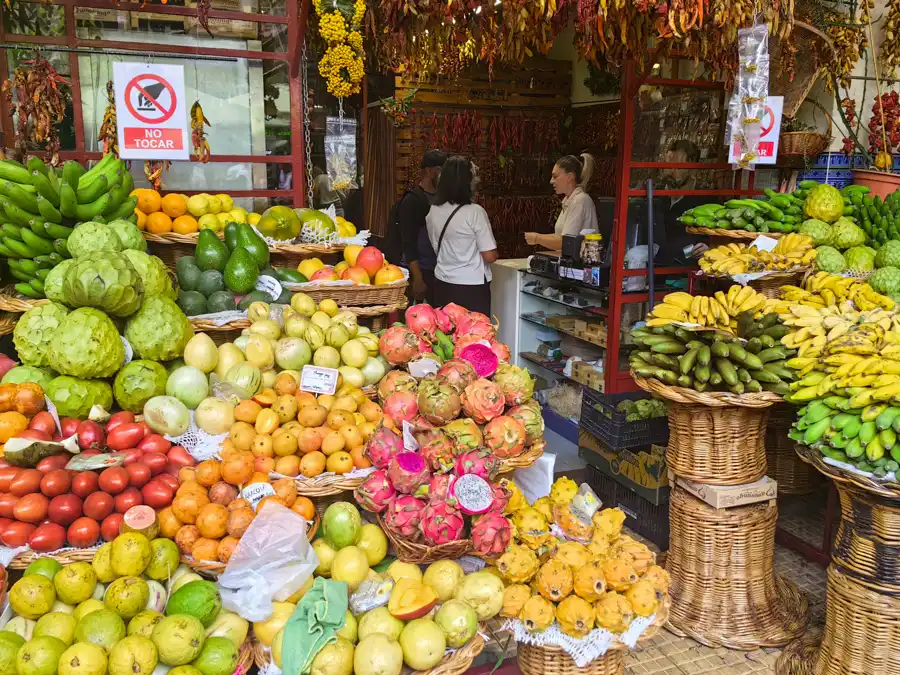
[579,431,669,506]
[670,474,777,509]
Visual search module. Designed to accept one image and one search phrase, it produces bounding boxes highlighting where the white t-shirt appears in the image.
[426,202,497,285]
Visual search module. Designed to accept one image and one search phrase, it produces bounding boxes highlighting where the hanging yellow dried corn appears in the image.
[191,100,211,163]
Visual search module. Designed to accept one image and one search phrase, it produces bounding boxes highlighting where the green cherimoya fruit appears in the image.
[845,245,877,272]
[62,253,144,318]
[869,266,900,296]
[804,184,845,223]
[14,302,69,368]
[48,308,125,379]
[106,219,147,252]
[46,376,113,418]
[831,217,867,250]
[875,240,900,269]
[44,260,74,304]
[798,219,833,246]
[121,250,176,300]
[814,246,847,274]
[114,361,169,413]
[67,222,124,259]
[1,366,56,390]
[125,297,194,362]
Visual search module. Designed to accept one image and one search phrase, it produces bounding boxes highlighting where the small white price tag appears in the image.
[255,275,283,302]
[408,357,440,379]
[402,420,419,451]
[750,235,778,252]
[44,397,62,434]
[241,482,276,511]
[120,336,134,367]
[300,365,339,395]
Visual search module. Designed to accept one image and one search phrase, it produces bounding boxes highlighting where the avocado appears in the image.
[260,265,278,278]
[178,289,207,316]
[207,290,237,313]
[175,255,197,277]
[177,263,202,292]
[224,221,239,251]
[235,223,269,268]
[224,247,259,294]
[197,269,225,296]
[238,290,272,310]
[275,268,308,284]
[275,289,293,304]
[195,229,230,272]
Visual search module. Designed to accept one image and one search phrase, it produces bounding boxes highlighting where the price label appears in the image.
[300,365,339,395]
[750,235,779,252]
[408,357,440,379]
[44,397,62,435]
[66,452,126,471]
[121,336,134,366]
[241,482,276,511]
[402,420,418,452]
[255,275,283,302]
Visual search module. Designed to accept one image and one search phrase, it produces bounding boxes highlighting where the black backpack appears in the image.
[380,187,428,264]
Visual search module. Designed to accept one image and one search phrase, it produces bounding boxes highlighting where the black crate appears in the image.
[585,464,670,551]
[580,388,669,450]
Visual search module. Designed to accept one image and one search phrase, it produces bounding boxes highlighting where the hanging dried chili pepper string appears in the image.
[190,100,211,163]
[98,80,119,157]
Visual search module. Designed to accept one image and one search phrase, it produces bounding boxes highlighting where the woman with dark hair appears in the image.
[524,153,598,250]
[425,156,498,315]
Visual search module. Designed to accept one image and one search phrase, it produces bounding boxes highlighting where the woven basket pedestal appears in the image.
[766,405,824,495]
[666,486,809,649]
[518,643,623,675]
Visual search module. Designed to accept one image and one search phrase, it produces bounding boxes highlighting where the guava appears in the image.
[145,540,180,582]
[58,643,108,675]
[10,575,57,619]
[189,637,237,675]
[111,534,152,578]
[108,636,158,675]
[312,540,336,577]
[321,502,362,550]
[75,609,126,653]
[356,524,387,567]
[74,600,106,624]
[24,559,63,582]
[398,619,445,671]
[128,611,164,639]
[434,600,477,648]
[104,577,150,621]
[0,632,24,675]
[454,570,504,621]
[357,607,404,642]
[51,602,75,615]
[151,615,205,666]
[169,667,203,675]
[422,561,464,603]
[55,562,98,606]
[353,634,402,675]
[92,545,117,584]
[309,637,354,675]
[335,611,357,644]
[331,546,369,592]
[34,612,77,646]
[16,636,67,675]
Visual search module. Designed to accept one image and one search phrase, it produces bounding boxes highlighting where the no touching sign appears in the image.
[114,62,189,160]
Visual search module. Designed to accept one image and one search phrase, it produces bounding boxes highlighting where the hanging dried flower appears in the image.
[197,0,213,37]
[98,80,119,157]
[379,88,417,127]
[191,100,211,163]
[144,159,170,191]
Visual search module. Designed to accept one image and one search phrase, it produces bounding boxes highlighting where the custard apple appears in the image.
[114,360,169,413]
[875,240,900,269]
[121,250,176,300]
[869,267,900,296]
[44,260,74,304]
[798,219,833,246]
[831,218,867,250]
[62,252,144,317]
[48,307,125,378]
[814,246,847,273]
[125,296,194,362]
[803,184,845,223]
[67,222,124,259]
[46,376,113,418]
[13,302,69,367]
[846,245,877,271]
[106,219,147,252]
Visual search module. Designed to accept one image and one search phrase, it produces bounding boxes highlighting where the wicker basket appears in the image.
[686,227,784,240]
[775,630,821,675]
[234,638,255,675]
[0,284,47,313]
[766,405,824,495]
[747,270,808,298]
[665,486,809,649]
[0,565,7,608]
[290,281,408,306]
[293,472,370,497]
[8,546,99,570]
[498,440,545,474]
[794,443,900,500]
[0,312,17,335]
[778,100,833,166]
[378,513,475,563]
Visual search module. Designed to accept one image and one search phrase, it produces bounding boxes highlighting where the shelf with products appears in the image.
[519,352,604,393]
[520,312,607,349]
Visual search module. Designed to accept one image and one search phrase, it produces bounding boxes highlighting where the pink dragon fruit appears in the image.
[377,370,418,403]
[455,449,499,480]
[493,363,534,406]
[416,473,457,502]
[379,326,421,365]
[490,482,511,512]
[453,334,486,359]
[434,307,452,332]
[442,303,469,326]
[383,495,426,538]
[354,470,396,513]
[436,359,478,393]
[454,312,496,341]
[405,304,439,338]
[489,339,511,363]
[365,426,404,469]
[471,510,512,557]
[387,452,432,494]
[415,428,457,473]
[442,418,483,453]
[450,473,493,515]
[420,500,465,545]
[416,376,462,425]
[383,391,418,424]
[410,415,435,430]
[483,415,527,459]
[461,378,505,423]
[508,399,544,445]
[459,342,500,378]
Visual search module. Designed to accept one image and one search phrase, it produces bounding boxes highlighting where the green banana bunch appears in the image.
[432,330,454,361]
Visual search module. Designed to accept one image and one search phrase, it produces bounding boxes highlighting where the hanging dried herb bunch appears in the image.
[1,54,69,166]
[98,80,119,157]
[144,160,171,191]
[379,88,417,126]
[197,0,213,37]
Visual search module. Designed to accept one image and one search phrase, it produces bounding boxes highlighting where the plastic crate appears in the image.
[580,389,669,451]
[585,464,670,551]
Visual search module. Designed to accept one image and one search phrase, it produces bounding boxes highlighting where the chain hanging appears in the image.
[302,38,314,207]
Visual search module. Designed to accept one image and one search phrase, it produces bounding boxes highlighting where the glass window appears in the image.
[3,0,65,36]
[5,49,76,151]
[631,87,726,163]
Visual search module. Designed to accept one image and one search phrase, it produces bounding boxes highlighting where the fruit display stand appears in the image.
[188,317,253,346]
[0,312,16,336]
[686,227,785,241]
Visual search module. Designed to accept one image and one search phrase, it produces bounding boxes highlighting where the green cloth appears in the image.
[282,577,349,675]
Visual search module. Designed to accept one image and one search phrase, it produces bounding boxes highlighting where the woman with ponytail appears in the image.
[525,153,599,251]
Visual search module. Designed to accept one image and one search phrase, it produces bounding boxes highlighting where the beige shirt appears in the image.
[554,187,599,236]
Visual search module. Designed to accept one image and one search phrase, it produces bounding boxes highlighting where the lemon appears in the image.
[216,194,234,212]
[198,214,221,231]
[206,195,223,214]
[229,208,248,224]
[247,213,261,225]
[186,194,209,218]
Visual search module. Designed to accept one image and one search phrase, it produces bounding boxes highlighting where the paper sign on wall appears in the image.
[728,96,783,166]
[113,62,189,160]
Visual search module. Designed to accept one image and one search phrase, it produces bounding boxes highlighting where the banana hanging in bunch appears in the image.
[765,272,895,320]
[699,234,817,276]
[646,286,768,333]
[771,233,815,256]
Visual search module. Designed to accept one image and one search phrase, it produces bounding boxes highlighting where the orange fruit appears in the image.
[325,451,353,474]
[172,214,199,234]
[299,451,326,478]
[146,212,173,234]
[132,189,162,214]
[134,209,148,231]
[161,193,188,218]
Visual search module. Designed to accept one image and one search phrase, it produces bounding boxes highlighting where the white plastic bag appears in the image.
[217,504,318,621]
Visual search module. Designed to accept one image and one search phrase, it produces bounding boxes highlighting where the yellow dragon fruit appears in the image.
[519,595,555,633]
[502,478,528,514]
[611,535,656,574]
[588,531,611,558]
[535,559,573,603]
[603,558,639,592]
[532,496,553,522]
[512,507,551,549]
[592,508,626,542]
[553,504,593,541]
[556,596,595,638]
[497,544,539,583]
[642,565,671,594]
[553,541,592,570]
[573,559,608,602]
[500,584,532,618]
[550,477,578,506]
[625,579,661,617]
[594,592,634,633]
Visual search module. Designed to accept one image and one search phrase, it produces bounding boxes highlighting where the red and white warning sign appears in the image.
[113,62,189,161]
[728,96,784,166]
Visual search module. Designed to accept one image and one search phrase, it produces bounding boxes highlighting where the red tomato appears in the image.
[106,412,135,433]
[125,463,151,488]
[67,517,100,548]
[98,467,128,495]
[142,452,168,476]
[15,430,50,441]
[0,494,17,519]
[29,522,66,552]
[13,493,49,523]
[155,473,178,492]
[141,481,174,509]
[121,449,144,466]
[40,469,72,498]
[0,467,19,492]
[0,459,8,469]
[0,517,11,533]
[10,469,42,496]
[60,417,80,439]
[106,424,146,452]
[71,471,99,498]
[36,454,71,473]
[166,446,195,473]
[100,513,123,541]
[139,423,151,438]
[28,411,57,437]
[2,521,35,547]
[83,492,114,521]
[76,421,105,450]
[138,434,171,455]
[48,493,83,526]
[114,487,142,513]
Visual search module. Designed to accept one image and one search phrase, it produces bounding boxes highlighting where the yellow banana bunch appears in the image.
[699,239,816,276]
[772,233,815,255]
[646,286,768,332]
